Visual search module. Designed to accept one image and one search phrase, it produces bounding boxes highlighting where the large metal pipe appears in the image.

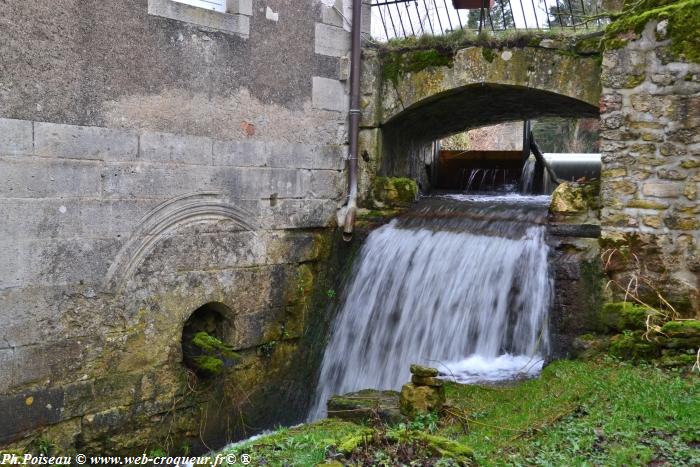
[342,0,363,242]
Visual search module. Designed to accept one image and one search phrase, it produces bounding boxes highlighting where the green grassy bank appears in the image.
[218,359,699,466]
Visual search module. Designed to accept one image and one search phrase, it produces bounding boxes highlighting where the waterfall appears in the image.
[520,155,537,194]
[308,194,552,420]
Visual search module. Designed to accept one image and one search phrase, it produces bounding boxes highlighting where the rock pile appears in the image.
[399,364,446,417]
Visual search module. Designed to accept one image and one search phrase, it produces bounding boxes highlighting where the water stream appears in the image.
[309,193,552,420]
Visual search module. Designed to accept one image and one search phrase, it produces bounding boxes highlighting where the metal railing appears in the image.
[370,0,605,41]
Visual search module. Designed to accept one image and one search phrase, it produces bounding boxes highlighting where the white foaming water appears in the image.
[308,195,552,420]
[440,354,543,384]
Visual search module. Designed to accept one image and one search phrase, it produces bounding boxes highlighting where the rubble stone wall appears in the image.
[599,19,700,316]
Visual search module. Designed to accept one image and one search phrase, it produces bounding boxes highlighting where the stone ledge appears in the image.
[1,117,347,171]
[148,0,250,38]
[0,118,33,155]
[548,223,601,238]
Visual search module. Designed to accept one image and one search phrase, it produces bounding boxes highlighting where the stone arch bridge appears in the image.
[358,41,602,184]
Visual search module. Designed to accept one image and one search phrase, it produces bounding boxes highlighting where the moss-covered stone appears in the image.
[411,375,444,387]
[654,353,698,367]
[661,319,700,337]
[382,49,453,85]
[550,181,600,223]
[390,431,474,463]
[410,363,439,377]
[327,389,404,424]
[399,383,445,417]
[191,331,238,359]
[598,302,651,332]
[604,0,700,63]
[609,331,662,360]
[371,177,418,208]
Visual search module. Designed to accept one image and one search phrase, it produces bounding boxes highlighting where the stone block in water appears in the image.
[326,389,403,424]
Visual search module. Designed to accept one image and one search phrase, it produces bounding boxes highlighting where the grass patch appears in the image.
[216,359,699,465]
[219,419,365,466]
[441,358,699,465]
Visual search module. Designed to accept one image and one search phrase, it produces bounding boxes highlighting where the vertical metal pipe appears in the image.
[542,0,553,28]
[377,2,390,39]
[442,0,454,31]
[554,0,565,27]
[507,0,517,28]
[405,2,416,36]
[499,0,508,29]
[424,0,435,36]
[343,0,363,241]
[518,0,529,28]
[431,0,443,34]
[486,7,496,32]
[579,0,589,28]
[566,0,577,30]
[530,0,540,28]
[396,3,408,37]
[387,4,399,37]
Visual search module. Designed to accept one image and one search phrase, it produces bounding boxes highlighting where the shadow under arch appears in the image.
[181,301,234,376]
[380,83,600,178]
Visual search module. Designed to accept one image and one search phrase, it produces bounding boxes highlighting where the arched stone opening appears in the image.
[378,84,600,189]
[181,302,237,379]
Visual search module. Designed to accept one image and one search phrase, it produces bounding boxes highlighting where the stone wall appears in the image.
[599,18,700,316]
[0,0,366,454]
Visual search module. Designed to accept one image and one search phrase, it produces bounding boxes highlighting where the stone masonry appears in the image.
[0,0,368,454]
[600,20,700,315]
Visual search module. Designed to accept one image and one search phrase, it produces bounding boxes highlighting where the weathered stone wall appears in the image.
[599,18,700,316]
[0,0,367,454]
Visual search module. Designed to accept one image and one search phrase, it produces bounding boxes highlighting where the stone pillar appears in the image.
[600,17,700,316]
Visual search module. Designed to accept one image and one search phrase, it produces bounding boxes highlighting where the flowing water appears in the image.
[308,193,552,420]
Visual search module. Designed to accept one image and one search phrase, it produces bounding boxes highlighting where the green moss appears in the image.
[481,47,496,62]
[390,431,474,463]
[609,331,662,360]
[336,429,375,453]
[661,320,700,337]
[372,176,418,208]
[191,355,224,375]
[598,302,651,333]
[382,49,453,85]
[626,199,667,209]
[379,28,603,85]
[655,353,698,367]
[191,331,237,359]
[623,73,646,87]
[604,0,700,63]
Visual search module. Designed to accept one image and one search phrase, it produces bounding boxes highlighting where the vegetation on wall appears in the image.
[377,27,604,85]
[604,0,700,62]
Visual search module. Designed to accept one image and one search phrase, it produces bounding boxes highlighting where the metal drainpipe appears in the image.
[342,0,362,242]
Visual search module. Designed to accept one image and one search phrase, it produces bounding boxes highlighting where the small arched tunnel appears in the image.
[181,301,235,378]
[378,83,600,184]
[365,43,601,184]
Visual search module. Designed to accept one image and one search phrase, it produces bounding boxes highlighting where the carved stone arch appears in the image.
[103,192,259,293]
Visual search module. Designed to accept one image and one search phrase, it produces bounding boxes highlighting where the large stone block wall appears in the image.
[599,20,700,315]
[0,0,366,453]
